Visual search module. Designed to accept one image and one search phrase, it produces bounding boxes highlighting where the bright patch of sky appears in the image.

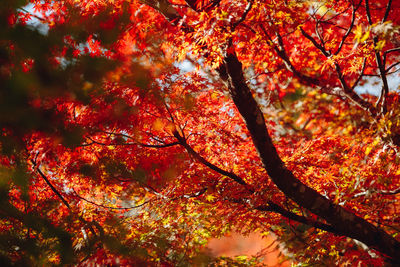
[176,56,400,98]
[176,60,195,73]
[20,3,112,68]
[20,3,50,35]
[24,1,398,98]
[355,72,400,96]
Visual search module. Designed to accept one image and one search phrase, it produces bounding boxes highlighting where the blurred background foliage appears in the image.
[0,1,130,265]
[0,1,264,265]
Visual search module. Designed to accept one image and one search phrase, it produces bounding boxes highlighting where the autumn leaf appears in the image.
[1,0,400,266]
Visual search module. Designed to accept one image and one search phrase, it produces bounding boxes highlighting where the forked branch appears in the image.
[172,128,337,234]
[217,44,400,261]
[143,0,400,262]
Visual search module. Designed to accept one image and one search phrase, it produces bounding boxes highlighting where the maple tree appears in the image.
[1,0,400,265]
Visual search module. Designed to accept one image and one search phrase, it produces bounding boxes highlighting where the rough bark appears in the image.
[142,1,400,263]
[218,50,400,262]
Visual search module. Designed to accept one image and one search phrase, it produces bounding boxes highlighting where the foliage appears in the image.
[1,0,400,265]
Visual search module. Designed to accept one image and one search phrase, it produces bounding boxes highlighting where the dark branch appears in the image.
[380,187,400,195]
[365,0,373,25]
[259,25,321,87]
[298,15,378,116]
[383,47,400,67]
[17,7,46,22]
[335,0,362,55]
[364,0,390,115]
[351,58,367,90]
[32,161,71,210]
[172,130,253,190]
[172,123,341,235]
[373,51,390,115]
[256,202,337,234]
[386,61,400,73]
[300,27,330,57]
[143,0,400,261]
[264,24,377,117]
[72,189,152,210]
[382,0,393,23]
[217,44,400,260]
[31,159,103,239]
[334,62,378,116]
[232,0,254,29]
[84,135,179,148]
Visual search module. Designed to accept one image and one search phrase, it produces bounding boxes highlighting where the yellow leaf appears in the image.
[354,25,363,42]
[206,194,215,201]
[375,40,386,51]
[365,146,373,155]
[211,91,219,100]
[360,30,370,43]
[235,255,248,261]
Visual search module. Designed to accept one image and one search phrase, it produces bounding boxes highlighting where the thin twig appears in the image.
[300,27,330,57]
[386,61,400,73]
[335,0,362,55]
[17,7,46,22]
[232,0,254,30]
[173,130,252,190]
[315,19,325,48]
[30,159,100,239]
[32,161,71,209]
[72,189,152,210]
[351,58,367,90]
[84,135,179,148]
[256,202,336,234]
[260,25,321,86]
[382,0,393,23]
[383,47,400,66]
[365,0,373,25]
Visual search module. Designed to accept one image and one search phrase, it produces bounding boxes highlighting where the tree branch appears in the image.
[259,26,321,87]
[298,18,378,116]
[72,188,152,210]
[142,1,400,262]
[300,27,330,57]
[232,0,254,29]
[264,25,377,117]
[386,61,400,73]
[383,47,400,67]
[373,54,390,116]
[335,0,362,55]
[333,63,377,116]
[32,161,71,210]
[363,3,391,115]
[380,188,400,195]
[365,0,373,25]
[84,135,179,148]
[172,130,252,190]
[351,58,367,90]
[31,159,101,240]
[354,187,400,197]
[382,0,393,23]
[256,202,336,234]
[172,127,341,235]
[217,44,400,261]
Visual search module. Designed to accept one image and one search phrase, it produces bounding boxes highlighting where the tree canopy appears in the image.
[1,0,400,265]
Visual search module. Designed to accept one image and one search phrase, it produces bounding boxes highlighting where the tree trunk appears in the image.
[142,1,400,263]
[218,50,400,263]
